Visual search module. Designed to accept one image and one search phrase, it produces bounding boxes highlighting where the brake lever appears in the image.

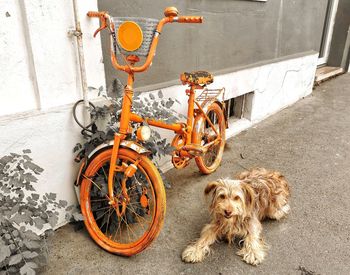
[93,25,106,37]
[93,14,108,38]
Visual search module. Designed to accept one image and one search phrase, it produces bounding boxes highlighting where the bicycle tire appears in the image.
[80,147,166,256]
[192,102,226,174]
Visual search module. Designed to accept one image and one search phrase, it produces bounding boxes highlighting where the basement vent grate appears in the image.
[224,92,254,121]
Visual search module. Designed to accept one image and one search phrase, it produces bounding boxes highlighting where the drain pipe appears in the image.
[69,0,90,115]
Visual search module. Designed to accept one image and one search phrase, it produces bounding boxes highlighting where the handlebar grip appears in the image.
[87,11,105,18]
[177,16,203,23]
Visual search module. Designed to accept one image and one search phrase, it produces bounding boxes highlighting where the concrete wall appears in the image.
[99,0,328,88]
[327,0,350,68]
[0,0,105,226]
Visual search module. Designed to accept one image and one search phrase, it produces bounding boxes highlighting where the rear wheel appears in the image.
[80,148,166,256]
[193,102,226,174]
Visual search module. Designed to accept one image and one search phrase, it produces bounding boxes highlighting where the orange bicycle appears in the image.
[77,7,226,256]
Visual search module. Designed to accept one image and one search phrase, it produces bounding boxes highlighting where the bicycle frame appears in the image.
[108,75,223,203]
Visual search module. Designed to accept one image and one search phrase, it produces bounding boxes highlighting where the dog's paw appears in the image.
[237,248,265,266]
[181,245,208,263]
[282,203,291,215]
[275,203,291,220]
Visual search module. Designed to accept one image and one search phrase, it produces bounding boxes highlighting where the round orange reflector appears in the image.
[117,21,143,52]
[140,194,148,208]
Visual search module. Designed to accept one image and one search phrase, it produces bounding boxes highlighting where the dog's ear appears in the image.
[242,183,256,214]
[204,181,220,196]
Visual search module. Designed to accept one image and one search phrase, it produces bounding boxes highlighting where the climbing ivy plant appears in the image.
[0,150,72,275]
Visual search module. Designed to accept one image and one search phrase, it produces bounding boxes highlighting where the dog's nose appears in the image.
[224,210,232,217]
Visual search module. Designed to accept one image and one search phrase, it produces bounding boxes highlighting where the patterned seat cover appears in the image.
[180,71,214,86]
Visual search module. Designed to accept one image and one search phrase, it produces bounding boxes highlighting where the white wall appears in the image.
[0,1,38,115]
[0,0,105,226]
[0,0,105,116]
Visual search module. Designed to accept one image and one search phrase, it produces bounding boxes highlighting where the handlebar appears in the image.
[87,11,106,18]
[177,16,203,23]
[87,7,203,73]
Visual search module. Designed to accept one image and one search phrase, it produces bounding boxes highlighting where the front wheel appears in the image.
[80,148,166,256]
[192,102,226,174]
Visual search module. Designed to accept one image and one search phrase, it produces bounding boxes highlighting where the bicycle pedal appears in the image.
[182,145,204,156]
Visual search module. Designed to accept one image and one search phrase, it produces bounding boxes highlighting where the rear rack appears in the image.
[195,87,225,106]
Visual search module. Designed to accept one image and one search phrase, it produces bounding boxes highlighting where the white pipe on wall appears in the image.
[71,0,90,124]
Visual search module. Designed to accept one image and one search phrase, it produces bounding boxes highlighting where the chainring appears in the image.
[171,134,189,169]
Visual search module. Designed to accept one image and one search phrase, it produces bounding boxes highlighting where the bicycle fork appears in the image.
[107,133,143,216]
[107,71,149,216]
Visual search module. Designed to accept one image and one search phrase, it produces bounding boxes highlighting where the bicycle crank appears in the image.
[171,134,189,169]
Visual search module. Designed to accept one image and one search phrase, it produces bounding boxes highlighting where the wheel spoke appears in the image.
[120,214,136,242]
[104,208,113,235]
[90,197,109,202]
[128,203,151,226]
[83,174,102,191]
[95,207,113,221]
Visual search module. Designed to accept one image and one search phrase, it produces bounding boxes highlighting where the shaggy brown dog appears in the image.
[182,168,290,265]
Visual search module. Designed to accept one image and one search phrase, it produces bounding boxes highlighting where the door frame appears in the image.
[318,0,339,66]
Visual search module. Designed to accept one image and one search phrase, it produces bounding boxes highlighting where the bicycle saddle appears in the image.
[180,71,214,86]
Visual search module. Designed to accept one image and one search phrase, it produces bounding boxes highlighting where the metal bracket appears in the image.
[68,29,82,38]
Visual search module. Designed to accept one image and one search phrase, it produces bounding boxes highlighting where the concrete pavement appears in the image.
[43,74,350,275]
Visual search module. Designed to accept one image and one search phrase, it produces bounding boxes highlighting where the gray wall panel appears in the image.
[279,0,328,56]
[98,0,328,88]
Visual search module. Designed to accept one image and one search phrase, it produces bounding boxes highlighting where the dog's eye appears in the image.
[219,194,226,199]
[233,196,240,201]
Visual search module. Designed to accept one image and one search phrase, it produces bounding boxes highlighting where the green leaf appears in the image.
[23,155,33,161]
[23,230,41,241]
[65,213,72,221]
[25,185,35,192]
[24,240,41,250]
[23,173,37,183]
[58,200,68,208]
[8,204,20,216]
[9,253,22,266]
[0,245,11,262]
[22,251,39,260]
[20,262,36,275]
[31,193,39,201]
[73,143,82,153]
[5,267,18,273]
[47,193,56,200]
[48,215,58,228]
[72,212,84,221]
[33,217,45,230]
[2,186,10,194]
[166,99,174,108]
[65,205,75,212]
[22,162,43,174]
[12,213,31,225]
